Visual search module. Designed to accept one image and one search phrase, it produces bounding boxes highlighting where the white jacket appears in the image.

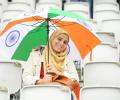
[22,50,79,85]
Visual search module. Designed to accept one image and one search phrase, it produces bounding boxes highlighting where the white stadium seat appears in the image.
[38,0,62,9]
[94,2,119,12]
[6,2,31,11]
[94,0,117,4]
[0,0,7,10]
[64,2,89,18]
[96,32,115,44]
[12,0,35,10]
[0,61,22,94]
[36,3,61,11]
[38,0,62,6]
[1,10,24,30]
[84,62,120,86]
[12,0,30,3]
[0,86,9,100]
[20,85,71,100]
[84,43,119,63]
[0,3,2,14]
[81,86,120,100]
[64,2,89,11]
[94,10,120,22]
[101,18,120,42]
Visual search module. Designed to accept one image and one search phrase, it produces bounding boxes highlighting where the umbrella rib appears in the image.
[50,16,65,25]
[32,16,45,21]
[32,16,45,25]
[20,21,44,27]
[49,21,57,30]
[50,22,78,28]
[50,16,78,28]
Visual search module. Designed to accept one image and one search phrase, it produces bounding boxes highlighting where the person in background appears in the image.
[22,29,79,85]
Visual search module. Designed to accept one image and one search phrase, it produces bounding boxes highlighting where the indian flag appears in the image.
[0,21,48,61]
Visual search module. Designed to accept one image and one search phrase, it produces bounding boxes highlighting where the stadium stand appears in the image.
[0,0,120,100]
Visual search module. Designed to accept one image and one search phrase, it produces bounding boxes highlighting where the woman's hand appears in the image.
[47,64,61,75]
[35,75,52,85]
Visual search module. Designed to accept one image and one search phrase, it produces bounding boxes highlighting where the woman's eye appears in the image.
[58,38,62,41]
[64,41,68,45]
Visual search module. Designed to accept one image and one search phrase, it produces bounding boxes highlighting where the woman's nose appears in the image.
[60,41,64,46]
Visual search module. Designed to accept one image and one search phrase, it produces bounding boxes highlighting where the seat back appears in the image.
[0,62,22,94]
[20,85,71,100]
[94,2,119,12]
[1,10,24,29]
[84,62,120,86]
[36,3,61,10]
[94,0,117,4]
[84,44,119,63]
[64,2,89,18]
[94,10,119,22]
[0,86,9,100]
[101,19,120,42]
[81,87,120,100]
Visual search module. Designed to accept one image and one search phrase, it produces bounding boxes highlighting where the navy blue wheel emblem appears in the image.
[5,30,20,47]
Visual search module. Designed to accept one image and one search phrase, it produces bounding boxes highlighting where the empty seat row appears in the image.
[1,84,120,100]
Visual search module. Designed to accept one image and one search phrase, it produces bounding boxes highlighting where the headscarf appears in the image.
[44,29,69,73]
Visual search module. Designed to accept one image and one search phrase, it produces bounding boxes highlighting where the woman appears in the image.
[22,29,79,85]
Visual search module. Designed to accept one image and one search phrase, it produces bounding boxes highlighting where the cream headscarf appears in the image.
[44,29,69,73]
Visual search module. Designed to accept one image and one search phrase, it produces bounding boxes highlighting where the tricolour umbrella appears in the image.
[0,7,101,61]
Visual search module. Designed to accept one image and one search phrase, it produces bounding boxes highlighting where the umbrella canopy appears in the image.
[0,8,101,61]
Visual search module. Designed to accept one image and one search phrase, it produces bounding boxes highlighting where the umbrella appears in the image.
[0,7,101,61]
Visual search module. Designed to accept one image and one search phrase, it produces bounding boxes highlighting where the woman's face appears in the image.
[51,34,69,53]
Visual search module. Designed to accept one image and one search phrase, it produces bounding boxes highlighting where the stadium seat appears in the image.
[84,62,120,86]
[84,43,119,63]
[0,0,7,10]
[101,18,120,42]
[0,61,22,94]
[6,2,31,11]
[36,3,61,10]
[0,86,9,100]
[0,3,3,14]
[38,0,62,6]
[64,2,89,18]
[38,0,62,9]
[96,32,115,44]
[94,10,120,22]
[20,84,71,100]
[94,0,117,4]
[81,86,120,100]
[12,0,35,10]
[1,9,24,29]
[94,2,119,12]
